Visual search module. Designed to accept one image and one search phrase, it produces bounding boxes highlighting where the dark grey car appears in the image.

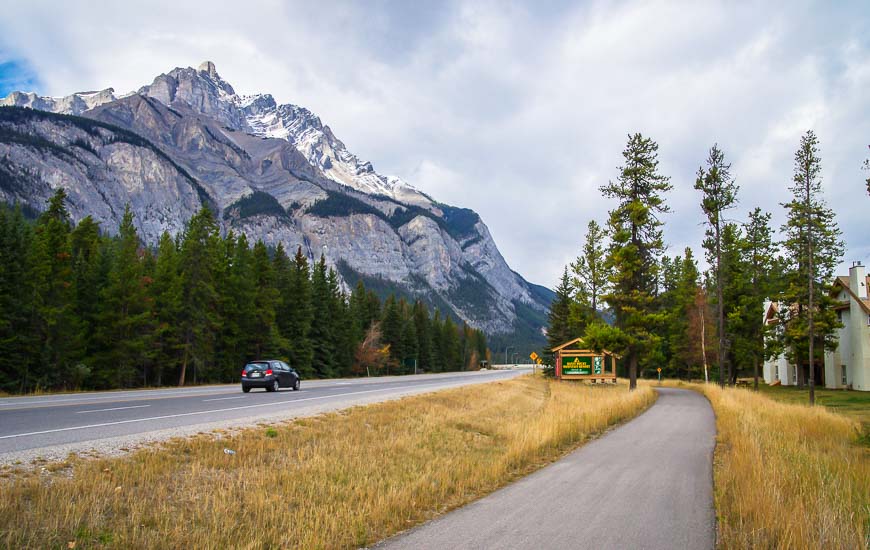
[241,360,301,393]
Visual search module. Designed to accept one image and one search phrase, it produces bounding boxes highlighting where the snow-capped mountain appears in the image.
[0,61,552,340]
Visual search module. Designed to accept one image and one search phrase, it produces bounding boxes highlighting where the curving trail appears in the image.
[377,387,716,550]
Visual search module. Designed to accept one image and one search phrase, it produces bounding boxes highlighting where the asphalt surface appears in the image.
[0,369,526,463]
[377,387,716,550]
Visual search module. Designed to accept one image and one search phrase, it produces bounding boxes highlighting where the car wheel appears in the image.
[293,378,300,391]
[242,386,251,393]
[268,380,279,392]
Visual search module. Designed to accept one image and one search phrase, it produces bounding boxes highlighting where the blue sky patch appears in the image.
[0,59,40,97]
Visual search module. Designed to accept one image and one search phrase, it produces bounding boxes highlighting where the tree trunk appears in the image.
[807,177,815,405]
[716,223,726,387]
[753,352,759,391]
[700,303,708,383]
[629,354,638,391]
[179,338,189,386]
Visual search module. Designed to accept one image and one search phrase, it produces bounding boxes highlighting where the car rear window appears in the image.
[244,362,270,371]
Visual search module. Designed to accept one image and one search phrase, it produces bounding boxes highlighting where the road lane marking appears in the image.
[76,405,151,414]
[0,383,451,440]
[202,396,247,402]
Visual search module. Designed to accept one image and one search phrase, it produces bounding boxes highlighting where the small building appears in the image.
[551,338,618,382]
[824,262,870,391]
[763,261,870,391]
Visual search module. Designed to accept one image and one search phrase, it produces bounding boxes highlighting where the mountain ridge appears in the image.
[0,61,552,344]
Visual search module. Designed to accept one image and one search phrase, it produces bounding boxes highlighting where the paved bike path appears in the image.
[377,387,716,550]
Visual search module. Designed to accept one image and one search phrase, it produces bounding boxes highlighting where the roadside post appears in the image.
[657,367,662,384]
[529,352,539,374]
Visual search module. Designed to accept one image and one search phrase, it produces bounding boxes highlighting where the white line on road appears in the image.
[76,405,151,414]
[0,383,447,440]
[202,396,247,402]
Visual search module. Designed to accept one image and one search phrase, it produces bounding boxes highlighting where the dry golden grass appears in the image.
[690,383,869,549]
[0,376,653,549]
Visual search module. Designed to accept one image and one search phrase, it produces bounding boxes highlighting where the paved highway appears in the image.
[0,369,526,464]
[377,387,716,550]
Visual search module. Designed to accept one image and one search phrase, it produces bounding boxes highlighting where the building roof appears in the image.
[550,337,621,358]
[832,275,870,315]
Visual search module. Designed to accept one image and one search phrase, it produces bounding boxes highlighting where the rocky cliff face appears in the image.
[0,62,552,338]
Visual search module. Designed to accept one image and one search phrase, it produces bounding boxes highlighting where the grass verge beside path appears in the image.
[682,382,868,549]
[0,376,654,549]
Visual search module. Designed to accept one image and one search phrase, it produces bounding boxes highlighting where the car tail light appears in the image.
[241,370,246,377]
[265,369,273,376]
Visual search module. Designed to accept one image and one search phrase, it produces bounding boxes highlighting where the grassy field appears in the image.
[756,383,870,438]
[0,376,654,549]
[687,382,869,549]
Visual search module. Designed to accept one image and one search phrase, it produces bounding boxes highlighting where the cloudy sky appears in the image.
[1,0,868,288]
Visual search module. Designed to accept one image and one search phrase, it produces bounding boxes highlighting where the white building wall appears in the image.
[824,263,870,391]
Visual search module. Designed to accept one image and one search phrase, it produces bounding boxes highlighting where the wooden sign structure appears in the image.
[551,338,619,383]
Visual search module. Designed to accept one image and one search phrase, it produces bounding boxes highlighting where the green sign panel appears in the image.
[563,356,604,375]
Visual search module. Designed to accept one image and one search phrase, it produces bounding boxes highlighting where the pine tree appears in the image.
[30,189,83,389]
[779,131,844,404]
[149,231,181,386]
[441,315,461,371]
[0,205,35,392]
[309,255,335,378]
[729,208,779,390]
[569,220,609,331]
[95,204,151,388]
[251,240,282,359]
[695,144,739,386]
[600,133,672,390]
[430,309,445,373]
[177,207,221,386]
[412,300,433,372]
[286,247,314,377]
[546,267,574,352]
[719,223,744,385]
[381,295,403,371]
[661,249,701,379]
[327,267,354,376]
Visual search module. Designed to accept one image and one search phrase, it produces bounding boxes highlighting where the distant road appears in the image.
[0,369,527,463]
[377,387,716,550]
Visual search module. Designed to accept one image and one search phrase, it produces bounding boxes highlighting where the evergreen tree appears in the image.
[661,249,702,379]
[149,231,181,386]
[95,205,151,388]
[251,240,282,359]
[719,223,744,385]
[779,131,844,404]
[401,317,419,373]
[286,247,314,377]
[30,189,83,389]
[381,295,403,371]
[309,255,335,378]
[0,205,35,392]
[569,220,609,331]
[546,267,574,352]
[412,300,433,372]
[430,309,445,373]
[441,316,461,371]
[694,144,739,386]
[327,267,354,376]
[177,207,221,385]
[599,133,672,390]
[729,208,779,390]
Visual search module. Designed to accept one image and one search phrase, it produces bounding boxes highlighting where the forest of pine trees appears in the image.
[0,190,489,393]
[548,131,847,396]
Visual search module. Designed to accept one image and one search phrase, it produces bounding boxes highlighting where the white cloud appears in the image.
[1,0,868,286]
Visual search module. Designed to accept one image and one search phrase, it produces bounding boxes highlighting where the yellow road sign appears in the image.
[536,358,542,365]
[530,352,539,361]
[656,367,662,373]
